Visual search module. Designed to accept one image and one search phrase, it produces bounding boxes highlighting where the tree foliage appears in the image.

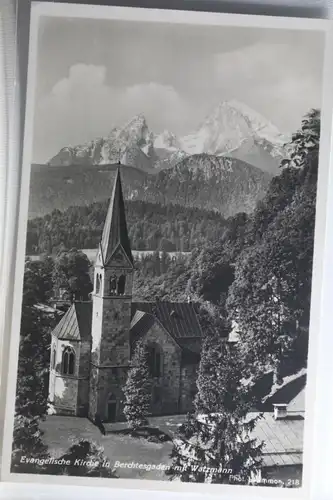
[169,333,263,483]
[123,340,151,430]
[57,439,117,478]
[11,414,50,474]
[12,257,55,471]
[16,257,55,417]
[227,109,319,378]
[23,257,54,305]
[53,248,93,302]
[26,200,227,255]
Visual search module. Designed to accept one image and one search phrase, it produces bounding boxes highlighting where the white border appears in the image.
[2,3,333,500]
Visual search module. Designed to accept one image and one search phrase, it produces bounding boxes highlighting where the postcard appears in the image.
[1,1,333,497]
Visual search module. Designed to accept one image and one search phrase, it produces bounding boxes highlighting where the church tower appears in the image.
[89,167,134,423]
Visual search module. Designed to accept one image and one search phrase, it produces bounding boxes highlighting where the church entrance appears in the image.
[106,393,117,422]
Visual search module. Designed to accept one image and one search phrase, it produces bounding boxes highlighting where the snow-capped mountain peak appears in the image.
[47,100,288,175]
[154,130,180,151]
[222,99,288,145]
[179,99,289,167]
[115,113,149,144]
[181,101,251,155]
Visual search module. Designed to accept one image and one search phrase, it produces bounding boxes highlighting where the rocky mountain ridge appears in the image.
[29,155,271,219]
[47,100,290,175]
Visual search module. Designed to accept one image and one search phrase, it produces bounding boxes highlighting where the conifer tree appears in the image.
[169,333,263,484]
[226,109,320,378]
[12,260,55,472]
[11,414,50,474]
[57,440,117,478]
[123,340,151,430]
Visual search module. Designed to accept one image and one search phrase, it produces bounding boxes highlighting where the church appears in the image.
[48,167,203,422]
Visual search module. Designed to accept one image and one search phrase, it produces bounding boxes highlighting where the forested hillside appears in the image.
[29,154,270,219]
[134,109,319,378]
[26,200,228,255]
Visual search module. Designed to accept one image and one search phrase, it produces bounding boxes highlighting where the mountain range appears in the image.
[29,156,271,219]
[30,100,288,219]
[47,100,289,175]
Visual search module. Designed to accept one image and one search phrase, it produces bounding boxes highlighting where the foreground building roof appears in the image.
[248,412,303,468]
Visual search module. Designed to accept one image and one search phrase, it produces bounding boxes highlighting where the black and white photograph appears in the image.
[1,1,331,493]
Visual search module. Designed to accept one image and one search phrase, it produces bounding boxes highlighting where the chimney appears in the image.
[273,403,288,420]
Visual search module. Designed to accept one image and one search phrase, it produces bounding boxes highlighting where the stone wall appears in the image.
[88,365,98,420]
[89,259,133,419]
[77,340,91,416]
[48,337,57,402]
[91,297,132,366]
[142,321,182,415]
[49,338,79,414]
[49,336,91,416]
[180,363,198,412]
[53,376,79,415]
[88,365,128,421]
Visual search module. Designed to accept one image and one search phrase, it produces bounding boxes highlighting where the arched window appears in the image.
[147,344,162,378]
[96,274,101,294]
[62,346,75,375]
[109,275,117,295]
[117,275,126,295]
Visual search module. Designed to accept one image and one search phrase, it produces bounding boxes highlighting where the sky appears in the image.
[32,14,325,163]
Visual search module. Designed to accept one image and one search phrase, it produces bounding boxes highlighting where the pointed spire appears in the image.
[100,167,133,267]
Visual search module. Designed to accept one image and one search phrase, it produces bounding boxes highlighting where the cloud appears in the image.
[33,64,190,162]
[213,42,322,133]
[34,64,116,159]
[123,82,191,130]
[51,64,108,97]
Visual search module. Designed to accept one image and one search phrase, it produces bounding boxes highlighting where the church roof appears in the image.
[132,301,202,340]
[130,301,202,361]
[99,167,133,267]
[52,301,92,341]
[130,309,156,340]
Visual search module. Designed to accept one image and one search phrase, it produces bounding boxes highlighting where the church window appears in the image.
[62,346,75,375]
[117,275,126,295]
[148,344,162,378]
[96,274,101,294]
[109,275,117,295]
